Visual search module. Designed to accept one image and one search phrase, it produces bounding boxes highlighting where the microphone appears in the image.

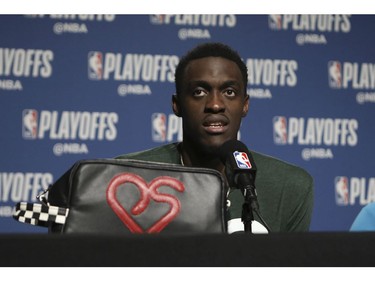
[219,140,271,233]
[218,140,259,212]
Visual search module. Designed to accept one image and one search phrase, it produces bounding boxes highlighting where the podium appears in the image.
[1,232,374,266]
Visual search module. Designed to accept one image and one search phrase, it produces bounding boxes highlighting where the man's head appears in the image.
[172,42,249,157]
[175,42,248,96]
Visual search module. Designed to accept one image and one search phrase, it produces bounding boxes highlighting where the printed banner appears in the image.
[0,15,374,233]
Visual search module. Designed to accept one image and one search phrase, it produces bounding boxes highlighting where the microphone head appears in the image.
[218,140,257,171]
[218,140,257,187]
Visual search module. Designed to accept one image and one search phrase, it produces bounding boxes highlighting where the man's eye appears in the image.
[193,90,206,97]
[224,89,236,97]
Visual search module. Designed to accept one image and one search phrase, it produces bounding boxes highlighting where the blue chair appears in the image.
[350,202,375,231]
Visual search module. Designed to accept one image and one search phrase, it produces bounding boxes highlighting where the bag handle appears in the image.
[13,187,69,227]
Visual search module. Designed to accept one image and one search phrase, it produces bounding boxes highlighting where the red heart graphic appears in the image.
[106,173,184,233]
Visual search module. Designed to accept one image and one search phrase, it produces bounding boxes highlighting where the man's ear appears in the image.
[242,94,250,117]
[172,94,181,117]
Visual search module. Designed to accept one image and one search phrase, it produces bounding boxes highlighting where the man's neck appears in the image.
[178,142,225,175]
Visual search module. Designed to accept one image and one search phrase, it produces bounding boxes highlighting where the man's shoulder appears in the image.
[115,143,181,164]
[252,150,313,185]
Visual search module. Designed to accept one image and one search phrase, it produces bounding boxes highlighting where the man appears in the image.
[117,42,314,233]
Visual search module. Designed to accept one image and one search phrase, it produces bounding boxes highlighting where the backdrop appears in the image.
[1,14,374,233]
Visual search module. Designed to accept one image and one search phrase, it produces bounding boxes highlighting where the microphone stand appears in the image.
[241,183,259,233]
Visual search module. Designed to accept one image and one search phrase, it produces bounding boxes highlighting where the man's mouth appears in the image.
[203,120,228,134]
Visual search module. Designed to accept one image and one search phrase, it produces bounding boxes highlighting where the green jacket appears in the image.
[116,142,314,232]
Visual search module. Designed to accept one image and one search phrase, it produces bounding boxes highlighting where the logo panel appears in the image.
[268,15,282,30]
[273,116,287,145]
[233,152,252,169]
[88,51,103,80]
[328,61,342,88]
[335,176,349,206]
[22,109,38,139]
[152,113,167,142]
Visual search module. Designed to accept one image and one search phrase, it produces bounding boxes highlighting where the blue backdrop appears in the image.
[1,14,374,233]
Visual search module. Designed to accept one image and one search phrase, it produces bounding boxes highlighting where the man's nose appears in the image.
[205,92,225,113]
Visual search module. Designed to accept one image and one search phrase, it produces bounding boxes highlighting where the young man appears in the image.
[117,42,314,233]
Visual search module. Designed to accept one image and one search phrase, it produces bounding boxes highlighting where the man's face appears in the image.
[173,56,249,154]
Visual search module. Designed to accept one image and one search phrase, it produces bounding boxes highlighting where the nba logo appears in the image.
[273,116,287,145]
[328,61,342,89]
[88,51,103,80]
[233,151,252,169]
[149,15,165,25]
[268,15,282,30]
[152,113,166,142]
[335,176,349,206]
[22,109,38,139]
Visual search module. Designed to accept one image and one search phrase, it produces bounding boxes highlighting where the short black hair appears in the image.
[174,42,248,95]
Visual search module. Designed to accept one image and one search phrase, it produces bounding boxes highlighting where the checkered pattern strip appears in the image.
[13,202,69,227]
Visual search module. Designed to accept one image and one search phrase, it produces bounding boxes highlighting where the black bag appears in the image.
[14,159,227,234]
